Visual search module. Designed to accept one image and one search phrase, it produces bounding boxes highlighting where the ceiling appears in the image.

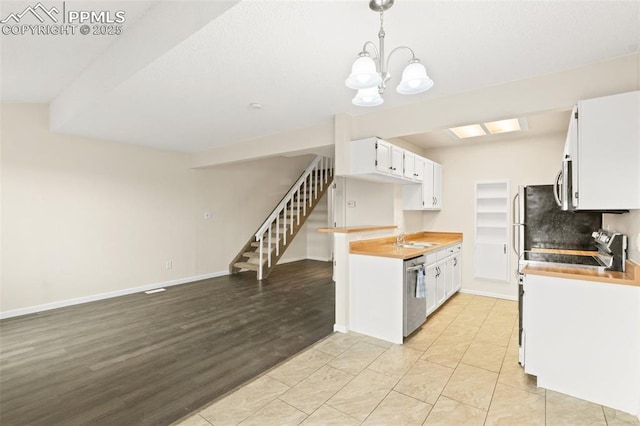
[1,1,639,153]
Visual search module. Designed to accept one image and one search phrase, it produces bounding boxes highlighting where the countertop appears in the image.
[522,248,640,287]
[350,231,463,259]
[317,225,397,234]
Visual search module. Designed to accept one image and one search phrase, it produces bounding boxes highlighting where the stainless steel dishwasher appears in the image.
[404,255,427,337]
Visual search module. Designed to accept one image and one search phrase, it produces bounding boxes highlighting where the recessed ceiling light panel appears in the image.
[484,117,528,135]
[448,124,486,139]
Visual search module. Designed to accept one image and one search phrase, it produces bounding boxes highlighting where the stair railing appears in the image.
[254,155,333,280]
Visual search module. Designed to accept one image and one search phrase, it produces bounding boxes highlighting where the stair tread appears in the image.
[243,251,261,258]
[251,241,279,247]
[229,170,333,279]
[233,262,260,271]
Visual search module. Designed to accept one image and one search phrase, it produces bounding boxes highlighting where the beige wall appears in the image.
[193,154,315,274]
[343,178,396,227]
[2,104,196,312]
[1,104,325,314]
[423,135,565,299]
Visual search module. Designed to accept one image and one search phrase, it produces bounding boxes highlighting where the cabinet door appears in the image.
[435,263,446,305]
[577,91,640,209]
[390,146,404,177]
[444,257,454,297]
[403,152,415,180]
[413,156,425,182]
[432,162,442,209]
[422,160,435,208]
[425,264,438,315]
[452,254,461,292]
[475,242,508,282]
[565,106,579,209]
[375,140,391,174]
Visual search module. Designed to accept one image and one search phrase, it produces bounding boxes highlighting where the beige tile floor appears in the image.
[175,293,640,426]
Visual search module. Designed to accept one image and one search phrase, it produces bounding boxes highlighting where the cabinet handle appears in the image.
[454,258,457,266]
[504,244,506,254]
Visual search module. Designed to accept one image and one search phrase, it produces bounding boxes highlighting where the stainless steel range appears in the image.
[519,229,628,273]
[517,229,627,365]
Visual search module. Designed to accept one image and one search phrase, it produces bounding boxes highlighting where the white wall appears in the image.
[306,193,332,261]
[423,134,565,299]
[343,178,395,227]
[2,104,196,313]
[1,104,326,315]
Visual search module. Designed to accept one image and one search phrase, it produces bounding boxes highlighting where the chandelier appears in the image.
[345,0,434,107]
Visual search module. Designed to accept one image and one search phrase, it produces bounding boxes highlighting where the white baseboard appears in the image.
[0,270,229,320]
[333,324,349,333]
[459,288,518,301]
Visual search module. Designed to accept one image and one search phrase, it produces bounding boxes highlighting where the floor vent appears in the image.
[145,288,166,295]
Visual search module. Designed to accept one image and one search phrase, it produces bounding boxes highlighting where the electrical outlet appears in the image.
[165,260,172,270]
[204,212,212,220]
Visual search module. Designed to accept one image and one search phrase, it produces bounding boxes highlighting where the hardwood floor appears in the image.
[0,260,335,425]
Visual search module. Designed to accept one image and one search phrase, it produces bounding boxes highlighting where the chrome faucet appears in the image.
[396,232,406,245]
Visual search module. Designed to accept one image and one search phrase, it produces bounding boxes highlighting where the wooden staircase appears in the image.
[229,156,334,280]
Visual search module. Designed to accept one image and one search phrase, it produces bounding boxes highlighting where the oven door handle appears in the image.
[406,265,424,272]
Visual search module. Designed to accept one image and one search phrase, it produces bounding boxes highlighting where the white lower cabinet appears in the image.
[349,242,463,344]
[523,273,640,416]
[425,244,462,316]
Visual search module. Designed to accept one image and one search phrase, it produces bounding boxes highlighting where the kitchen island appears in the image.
[348,232,463,344]
[521,260,640,418]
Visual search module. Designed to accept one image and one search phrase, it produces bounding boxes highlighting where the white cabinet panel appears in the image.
[403,151,415,180]
[576,91,640,210]
[523,274,640,415]
[432,162,442,209]
[390,145,404,177]
[403,158,442,210]
[435,262,446,305]
[375,139,391,174]
[413,156,425,182]
[475,242,508,282]
[425,264,438,315]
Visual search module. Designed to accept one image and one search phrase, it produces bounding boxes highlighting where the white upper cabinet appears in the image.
[403,152,424,182]
[403,158,442,210]
[350,137,427,184]
[390,145,404,177]
[374,139,391,174]
[413,156,425,182]
[566,91,640,210]
[403,151,416,180]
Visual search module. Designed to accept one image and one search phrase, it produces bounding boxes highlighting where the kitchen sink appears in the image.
[394,242,439,249]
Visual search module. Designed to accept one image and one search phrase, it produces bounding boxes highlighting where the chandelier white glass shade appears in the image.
[346,0,433,106]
